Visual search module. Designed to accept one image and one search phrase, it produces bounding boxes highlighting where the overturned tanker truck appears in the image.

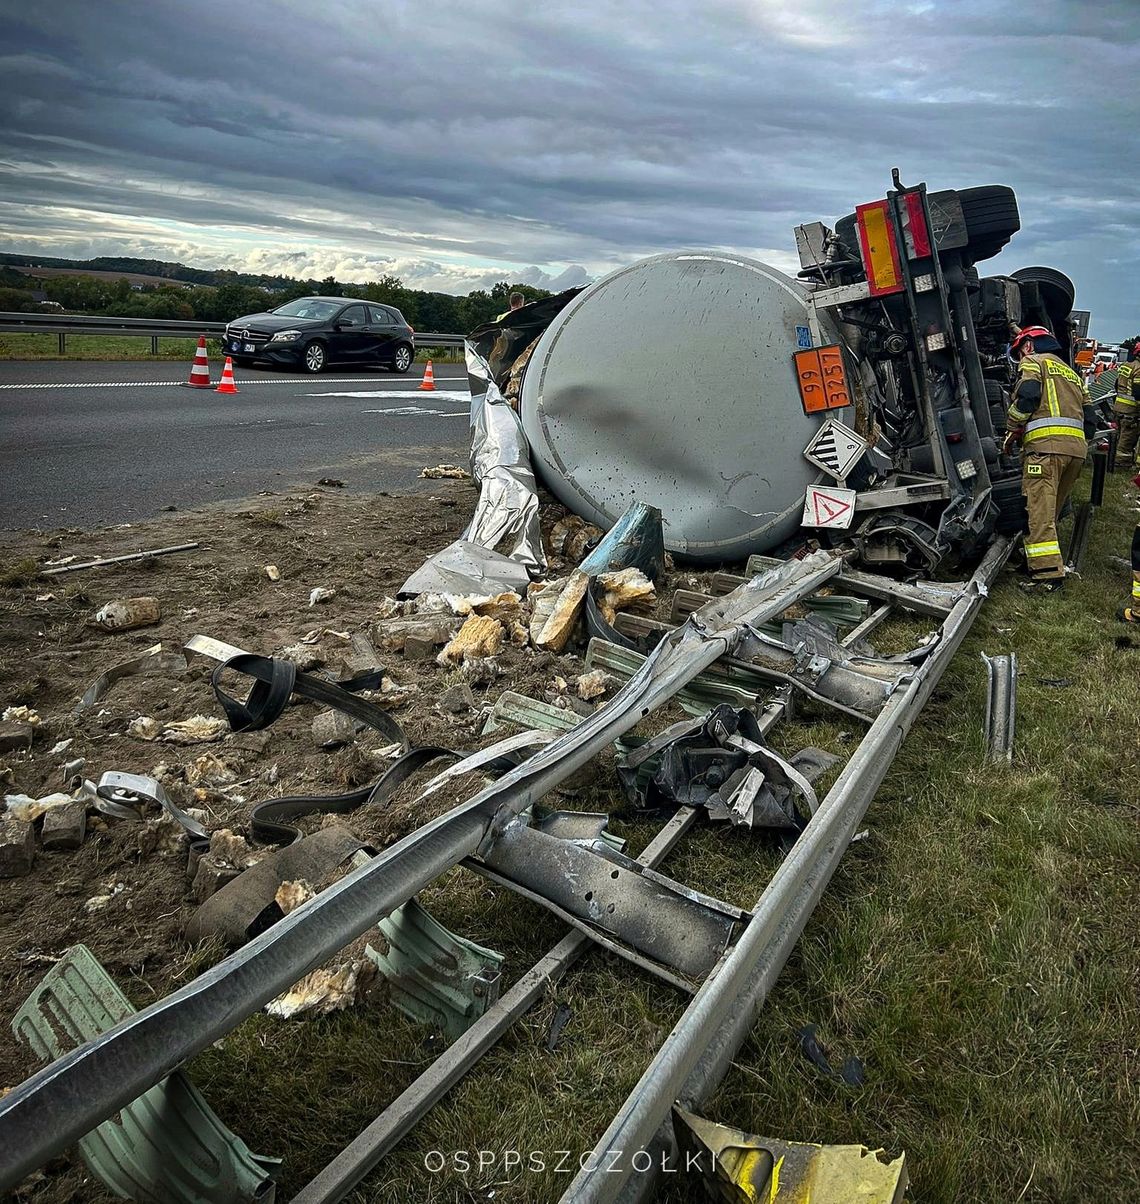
[488,170,1097,572]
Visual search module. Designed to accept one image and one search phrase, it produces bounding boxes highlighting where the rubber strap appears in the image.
[211,653,408,750]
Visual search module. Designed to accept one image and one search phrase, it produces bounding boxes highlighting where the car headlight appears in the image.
[269,329,302,343]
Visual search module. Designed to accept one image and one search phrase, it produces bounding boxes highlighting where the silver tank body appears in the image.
[519,251,847,563]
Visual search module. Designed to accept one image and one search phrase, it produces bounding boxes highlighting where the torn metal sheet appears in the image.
[75,643,189,712]
[368,898,503,1041]
[578,501,666,581]
[12,945,276,1204]
[94,772,209,848]
[473,817,747,981]
[397,539,532,599]
[672,1106,906,1204]
[399,344,546,595]
[618,705,818,829]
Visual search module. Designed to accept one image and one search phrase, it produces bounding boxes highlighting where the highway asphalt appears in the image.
[0,360,474,529]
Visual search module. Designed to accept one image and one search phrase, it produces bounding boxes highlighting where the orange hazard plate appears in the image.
[794,344,852,414]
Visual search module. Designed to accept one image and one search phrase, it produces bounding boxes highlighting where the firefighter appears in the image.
[1003,324,1088,592]
[1119,519,1140,625]
[1113,356,1138,468]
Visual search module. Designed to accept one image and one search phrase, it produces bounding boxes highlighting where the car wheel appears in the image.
[391,343,413,374]
[302,341,327,374]
[1009,266,1076,316]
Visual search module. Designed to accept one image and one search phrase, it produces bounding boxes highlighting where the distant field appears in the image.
[8,264,188,288]
[0,333,463,363]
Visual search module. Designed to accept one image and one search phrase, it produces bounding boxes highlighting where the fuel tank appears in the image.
[519,251,846,563]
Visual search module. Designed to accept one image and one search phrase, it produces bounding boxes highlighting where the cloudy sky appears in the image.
[1,0,1137,336]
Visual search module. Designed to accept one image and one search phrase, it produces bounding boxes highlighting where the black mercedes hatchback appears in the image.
[223,296,415,374]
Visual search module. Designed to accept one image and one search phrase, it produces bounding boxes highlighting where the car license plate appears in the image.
[243,343,255,353]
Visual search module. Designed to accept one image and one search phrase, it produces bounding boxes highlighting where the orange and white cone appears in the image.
[418,359,435,391]
[215,356,239,394]
[185,335,212,388]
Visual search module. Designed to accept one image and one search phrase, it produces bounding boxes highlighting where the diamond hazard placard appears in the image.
[802,484,857,530]
[802,418,867,481]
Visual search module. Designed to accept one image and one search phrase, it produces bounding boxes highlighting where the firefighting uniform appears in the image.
[1126,523,1140,622]
[1006,352,1088,580]
[1114,360,1139,467]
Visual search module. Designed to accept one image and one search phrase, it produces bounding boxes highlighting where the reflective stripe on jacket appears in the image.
[1116,361,1136,408]
[1008,353,1088,456]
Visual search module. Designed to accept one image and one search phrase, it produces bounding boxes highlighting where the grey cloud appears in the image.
[0,0,1137,334]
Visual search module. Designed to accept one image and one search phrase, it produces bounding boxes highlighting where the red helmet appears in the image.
[1010,325,1053,354]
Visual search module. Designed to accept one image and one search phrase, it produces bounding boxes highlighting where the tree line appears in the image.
[0,265,552,334]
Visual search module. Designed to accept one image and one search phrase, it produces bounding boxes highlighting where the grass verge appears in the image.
[0,334,465,363]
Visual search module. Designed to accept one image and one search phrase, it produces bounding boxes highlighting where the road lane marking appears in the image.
[0,376,467,391]
[311,389,469,401]
[361,407,468,417]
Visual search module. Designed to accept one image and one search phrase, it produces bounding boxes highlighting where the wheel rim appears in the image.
[306,344,324,371]
[396,346,411,370]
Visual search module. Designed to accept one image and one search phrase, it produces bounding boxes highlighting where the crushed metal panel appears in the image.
[12,945,277,1204]
[673,1106,907,1204]
[368,898,503,1042]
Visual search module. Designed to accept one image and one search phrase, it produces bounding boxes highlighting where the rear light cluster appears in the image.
[854,191,934,297]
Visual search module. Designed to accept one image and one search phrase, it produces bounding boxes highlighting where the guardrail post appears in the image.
[151,336,159,355]
[58,333,66,355]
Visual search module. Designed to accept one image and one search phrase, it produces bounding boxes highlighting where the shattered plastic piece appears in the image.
[576,670,612,701]
[579,501,666,582]
[11,944,276,1202]
[162,715,229,745]
[420,463,471,479]
[437,615,505,665]
[309,586,336,607]
[265,564,281,582]
[49,739,73,757]
[127,716,161,741]
[274,879,315,915]
[367,897,503,1040]
[266,960,370,1019]
[2,706,41,727]
[91,597,161,632]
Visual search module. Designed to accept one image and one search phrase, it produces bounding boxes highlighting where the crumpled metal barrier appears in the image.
[399,343,546,595]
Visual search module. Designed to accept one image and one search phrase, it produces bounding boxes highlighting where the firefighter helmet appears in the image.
[1010,325,1053,355]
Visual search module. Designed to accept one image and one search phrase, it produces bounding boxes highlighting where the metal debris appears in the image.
[41,543,199,576]
[75,642,188,712]
[982,652,1018,764]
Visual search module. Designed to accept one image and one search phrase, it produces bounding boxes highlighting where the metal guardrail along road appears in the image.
[0,311,465,354]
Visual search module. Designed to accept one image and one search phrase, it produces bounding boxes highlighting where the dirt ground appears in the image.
[0,479,708,1199]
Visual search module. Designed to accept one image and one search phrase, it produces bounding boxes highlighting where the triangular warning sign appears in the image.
[802,484,857,529]
[813,491,851,524]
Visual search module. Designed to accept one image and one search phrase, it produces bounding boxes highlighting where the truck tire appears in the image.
[957,186,1020,263]
[1010,266,1076,316]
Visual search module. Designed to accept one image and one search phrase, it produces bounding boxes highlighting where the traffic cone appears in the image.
[185,336,212,388]
[418,360,435,391]
[215,356,239,394]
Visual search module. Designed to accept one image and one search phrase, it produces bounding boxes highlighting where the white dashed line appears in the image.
[0,376,467,391]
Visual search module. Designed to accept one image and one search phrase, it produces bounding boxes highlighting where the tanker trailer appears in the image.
[513,171,1088,571]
